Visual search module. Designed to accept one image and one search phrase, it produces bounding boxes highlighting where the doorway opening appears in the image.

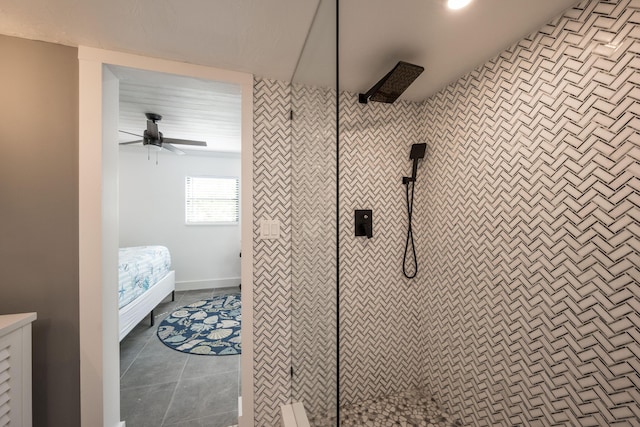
[113,65,243,426]
[78,47,254,427]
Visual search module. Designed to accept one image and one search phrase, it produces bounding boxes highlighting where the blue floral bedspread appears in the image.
[118,246,172,309]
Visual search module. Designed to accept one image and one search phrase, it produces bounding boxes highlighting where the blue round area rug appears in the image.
[157,294,241,355]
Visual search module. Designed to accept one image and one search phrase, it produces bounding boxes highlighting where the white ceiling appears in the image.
[114,66,242,153]
[1,0,579,152]
[339,0,579,101]
[0,0,317,81]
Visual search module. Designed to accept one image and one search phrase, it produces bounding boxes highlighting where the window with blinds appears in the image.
[185,176,240,224]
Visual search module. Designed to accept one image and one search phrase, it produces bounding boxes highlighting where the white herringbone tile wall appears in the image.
[339,93,427,406]
[291,83,338,420]
[253,77,428,423]
[420,0,640,425]
[253,77,293,426]
[254,2,640,425]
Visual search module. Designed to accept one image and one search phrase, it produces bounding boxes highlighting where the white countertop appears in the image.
[0,312,37,337]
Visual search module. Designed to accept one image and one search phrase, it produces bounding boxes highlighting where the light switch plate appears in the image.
[260,220,270,238]
[260,219,281,239]
[270,220,280,238]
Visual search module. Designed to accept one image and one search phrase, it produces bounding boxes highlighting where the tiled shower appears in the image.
[253,0,640,425]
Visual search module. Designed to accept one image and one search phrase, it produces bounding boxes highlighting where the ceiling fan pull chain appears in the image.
[156,151,159,165]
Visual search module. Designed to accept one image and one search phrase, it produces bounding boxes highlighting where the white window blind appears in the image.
[185,176,239,224]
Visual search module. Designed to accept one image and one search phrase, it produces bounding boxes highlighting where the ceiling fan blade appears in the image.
[162,137,207,147]
[146,120,160,140]
[162,143,186,155]
[119,130,143,138]
[119,140,144,145]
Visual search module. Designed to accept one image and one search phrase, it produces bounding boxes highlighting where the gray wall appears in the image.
[420,0,640,424]
[0,35,80,427]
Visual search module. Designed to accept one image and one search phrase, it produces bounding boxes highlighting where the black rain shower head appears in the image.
[359,61,424,104]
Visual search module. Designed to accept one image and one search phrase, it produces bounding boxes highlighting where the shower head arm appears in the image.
[358,67,396,104]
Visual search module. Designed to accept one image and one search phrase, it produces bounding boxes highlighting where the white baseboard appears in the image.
[175,277,241,291]
[117,422,126,427]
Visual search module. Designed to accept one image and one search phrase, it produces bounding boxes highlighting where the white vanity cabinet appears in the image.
[0,313,36,427]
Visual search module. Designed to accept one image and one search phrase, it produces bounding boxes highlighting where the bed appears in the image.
[118,245,175,341]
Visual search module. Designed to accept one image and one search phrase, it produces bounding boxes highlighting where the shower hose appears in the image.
[403,179,418,279]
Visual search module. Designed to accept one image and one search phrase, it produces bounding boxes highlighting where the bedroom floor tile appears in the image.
[120,323,160,374]
[120,351,138,377]
[162,410,238,427]
[120,382,177,427]
[154,301,183,321]
[121,342,188,388]
[128,318,158,340]
[121,329,149,355]
[178,290,215,304]
[121,342,146,375]
[121,289,240,427]
[120,355,187,390]
[212,287,240,297]
[181,354,239,380]
[140,332,180,355]
[162,371,238,425]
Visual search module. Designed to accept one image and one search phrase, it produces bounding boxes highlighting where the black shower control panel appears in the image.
[354,209,373,239]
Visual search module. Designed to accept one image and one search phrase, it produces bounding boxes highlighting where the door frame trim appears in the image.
[78,46,254,427]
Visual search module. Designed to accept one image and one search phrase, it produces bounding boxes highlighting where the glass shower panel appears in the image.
[290,0,338,424]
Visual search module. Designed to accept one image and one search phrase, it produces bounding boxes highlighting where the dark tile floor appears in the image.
[120,287,241,427]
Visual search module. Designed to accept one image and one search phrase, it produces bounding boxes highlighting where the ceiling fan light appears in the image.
[448,0,472,10]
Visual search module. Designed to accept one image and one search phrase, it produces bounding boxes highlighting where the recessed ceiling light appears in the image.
[448,0,472,10]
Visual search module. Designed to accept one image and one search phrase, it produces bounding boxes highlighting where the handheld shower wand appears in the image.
[403,143,427,183]
[403,143,427,279]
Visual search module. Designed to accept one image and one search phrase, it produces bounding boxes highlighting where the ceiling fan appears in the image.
[119,113,207,155]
